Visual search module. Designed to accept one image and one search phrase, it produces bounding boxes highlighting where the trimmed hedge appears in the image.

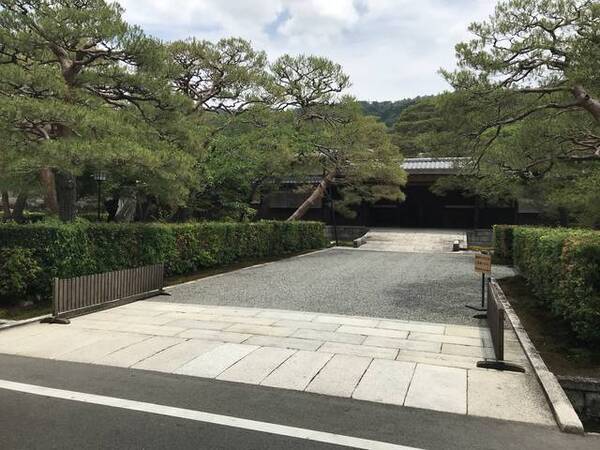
[492,225,516,264]
[494,225,600,344]
[0,248,42,299]
[0,220,326,303]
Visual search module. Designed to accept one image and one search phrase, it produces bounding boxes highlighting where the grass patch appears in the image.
[0,302,52,321]
[498,276,600,378]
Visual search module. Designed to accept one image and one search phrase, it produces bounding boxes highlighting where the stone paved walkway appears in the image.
[359,228,467,253]
[0,300,555,427]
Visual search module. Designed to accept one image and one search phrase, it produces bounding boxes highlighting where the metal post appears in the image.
[481,273,485,308]
[158,263,171,296]
[53,277,59,317]
[466,271,488,316]
[93,171,106,222]
[330,188,338,246]
[97,179,102,221]
[40,277,70,324]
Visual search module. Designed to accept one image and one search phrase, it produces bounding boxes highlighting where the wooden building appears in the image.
[257,157,537,228]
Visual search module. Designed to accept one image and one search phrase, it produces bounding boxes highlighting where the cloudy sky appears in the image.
[118,0,497,101]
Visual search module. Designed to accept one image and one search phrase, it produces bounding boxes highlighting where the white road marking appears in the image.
[0,379,421,450]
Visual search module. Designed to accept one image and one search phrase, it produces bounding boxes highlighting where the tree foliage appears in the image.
[0,1,406,223]
[265,55,404,221]
[392,96,447,157]
[437,0,600,227]
[359,99,420,128]
[0,0,197,221]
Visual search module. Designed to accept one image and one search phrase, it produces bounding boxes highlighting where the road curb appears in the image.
[495,282,585,434]
[0,314,51,332]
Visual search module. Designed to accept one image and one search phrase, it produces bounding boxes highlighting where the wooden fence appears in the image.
[476,278,524,372]
[50,264,165,319]
[486,279,505,360]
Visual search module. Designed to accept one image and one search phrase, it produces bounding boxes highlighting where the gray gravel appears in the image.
[161,248,516,325]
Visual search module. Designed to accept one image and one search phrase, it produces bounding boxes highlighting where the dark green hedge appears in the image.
[495,226,600,344]
[558,233,600,343]
[492,225,516,264]
[0,220,326,303]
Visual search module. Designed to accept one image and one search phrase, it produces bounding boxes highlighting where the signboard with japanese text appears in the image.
[475,254,492,274]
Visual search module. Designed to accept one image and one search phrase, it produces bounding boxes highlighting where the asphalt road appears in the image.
[163,248,515,325]
[1,354,598,450]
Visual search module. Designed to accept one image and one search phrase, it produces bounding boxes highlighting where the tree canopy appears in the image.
[436,0,600,226]
[391,96,446,157]
[0,0,406,223]
[0,0,197,221]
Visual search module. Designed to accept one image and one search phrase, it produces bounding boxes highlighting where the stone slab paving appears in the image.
[352,359,416,405]
[306,354,372,397]
[359,228,467,253]
[0,300,556,428]
[404,364,467,414]
[262,350,333,390]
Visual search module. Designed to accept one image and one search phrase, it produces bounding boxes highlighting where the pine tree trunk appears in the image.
[55,170,77,222]
[572,85,600,123]
[12,193,27,223]
[287,171,336,221]
[240,180,263,221]
[39,167,59,214]
[1,191,11,218]
[114,189,137,222]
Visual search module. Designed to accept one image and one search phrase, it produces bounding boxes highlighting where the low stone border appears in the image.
[492,279,584,434]
[558,376,600,423]
[325,225,369,242]
[0,314,52,332]
[466,229,493,247]
[353,233,368,248]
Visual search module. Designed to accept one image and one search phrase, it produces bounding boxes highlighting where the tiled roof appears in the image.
[277,157,469,184]
[402,157,469,174]
[279,176,323,184]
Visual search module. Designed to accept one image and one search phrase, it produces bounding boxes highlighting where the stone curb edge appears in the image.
[491,278,585,434]
[0,314,52,332]
[353,233,368,248]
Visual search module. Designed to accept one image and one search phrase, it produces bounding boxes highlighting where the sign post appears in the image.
[466,253,492,317]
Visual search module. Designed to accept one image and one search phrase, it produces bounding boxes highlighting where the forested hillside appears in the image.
[359,98,426,128]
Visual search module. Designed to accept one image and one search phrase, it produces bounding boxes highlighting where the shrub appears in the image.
[0,220,327,303]
[558,234,600,342]
[0,247,42,303]
[505,226,600,343]
[492,225,516,264]
[513,227,568,307]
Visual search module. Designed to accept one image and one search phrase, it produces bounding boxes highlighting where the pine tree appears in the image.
[0,0,193,221]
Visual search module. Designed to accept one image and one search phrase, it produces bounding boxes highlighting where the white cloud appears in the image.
[118,0,497,100]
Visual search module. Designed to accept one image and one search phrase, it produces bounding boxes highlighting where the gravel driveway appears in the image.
[161,248,515,325]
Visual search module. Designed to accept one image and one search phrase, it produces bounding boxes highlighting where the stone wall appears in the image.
[558,376,600,422]
[466,229,493,247]
[325,226,369,242]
